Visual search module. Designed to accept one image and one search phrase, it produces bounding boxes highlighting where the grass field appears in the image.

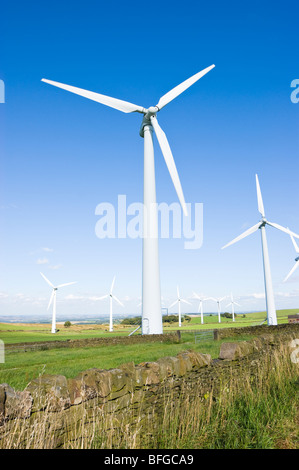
[0,308,297,391]
[0,308,296,344]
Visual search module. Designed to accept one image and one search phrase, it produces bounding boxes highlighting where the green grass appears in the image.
[0,308,296,391]
[0,332,255,391]
[0,308,295,344]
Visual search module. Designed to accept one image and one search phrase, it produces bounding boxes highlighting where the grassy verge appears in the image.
[1,341,297,449]
[92,343,299,449]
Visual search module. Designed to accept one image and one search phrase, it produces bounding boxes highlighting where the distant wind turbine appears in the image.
[98,276,123,332]
[169,286,191,327]
[225,293,241,322]
[208,296,226,323]
[191,292,207,324]
[41,64,215,335]
[40,272,76,334]
[283,230,299,282]
[221,174,299,326]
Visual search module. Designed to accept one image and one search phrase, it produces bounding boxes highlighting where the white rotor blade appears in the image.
[156,65,215,110]
[191,291,201,300]
[150,115,188,216]
[98,294,109,301]
[234,302,241,307]
[283,261,299,282]
[290,234,299,252]
[255,174,265,217]
[180,298,191,305]
[110,276,116,294]
[57,281,77,288]
[177,286,180,299]
[222,222,261,249]
[40,272,54,288]
[47,290,55,310]
[112,295,124,307]
[41,79,145,114]
[266,221,299,239]
[169,300,178,309]
[220,296,226,302]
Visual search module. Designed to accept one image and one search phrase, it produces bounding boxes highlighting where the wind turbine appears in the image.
[221,174,299,326]
[191,292,206,324]
[169,286,191,327]
[41,65,215,335]
[208,296,226,323]
[40,272,76,334]
[225,293,241,322]
[98,276,123,332]
[283,230,299,282]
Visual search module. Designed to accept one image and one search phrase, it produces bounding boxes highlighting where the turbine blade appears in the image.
[256,174,265,217]
[110,276,116,294]
[156,65,215,110]
[47,290,55,310]
[191,291,201,300]
[150,115,188,216]
[98,294,109,301]
[180,298,191,305]
[225,303,231,308]
[283,261,299,282]
[57,281,77,288]
[220,296,226,302]
[169,300,178,309]
[177,286,180,298]
[112,295,124,307]
[221,222,261,249]
[40,272,54,288]
[266,221,299,239]
[234,302,241,307]
[290,233,299,253]
[41,79,145,114]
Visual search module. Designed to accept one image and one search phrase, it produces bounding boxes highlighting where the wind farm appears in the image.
[1,0,299,451]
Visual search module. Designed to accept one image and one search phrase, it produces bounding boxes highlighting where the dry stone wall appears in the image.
[0,324,298,448]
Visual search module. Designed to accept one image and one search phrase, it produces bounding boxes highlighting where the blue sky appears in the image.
[0,0,298,319]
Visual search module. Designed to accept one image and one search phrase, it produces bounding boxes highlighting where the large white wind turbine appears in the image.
[169,286,191,327]
[283,230,299,282]
[41,65,215,335]
[98,276,124,332]
[222,174,299,326]
[208,296,226,323]
[225,293,241,322]
[40,272,76,333]
[191,292,207,324]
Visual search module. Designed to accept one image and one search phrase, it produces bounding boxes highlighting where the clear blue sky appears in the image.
[0,0,298,319]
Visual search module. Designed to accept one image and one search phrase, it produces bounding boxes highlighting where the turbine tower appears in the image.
[41,65,215,334]
[192,292,206,324]
[98,276,123,332]
[225,293,241,322]
[222,174,299,326]
[40,272,76,333]
[208,296,226,323]
[169,286,191,327]
[283,230,299,282]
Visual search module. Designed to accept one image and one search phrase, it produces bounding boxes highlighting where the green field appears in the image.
[0,308,296,344]
[0,309,297,391]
